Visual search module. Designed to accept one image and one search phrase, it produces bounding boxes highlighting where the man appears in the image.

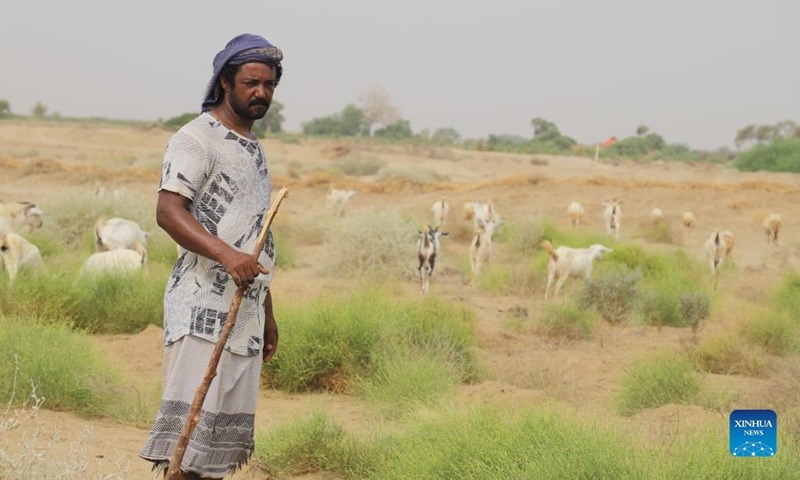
[139,33,283,479]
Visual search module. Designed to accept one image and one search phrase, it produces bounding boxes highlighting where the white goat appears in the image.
[763,213,782,247]
[431,200,450,228]
[651,208,664,223]
[0,201,46,236]
[682,212,696,230]
[567,202,585,228]
[602,199,622,240]
[463,200,501,232]
[1,233,45,283]
[417,225,447,294]
[326,187,357,217]
[704,230,735,280]
[542,241,612,299]
[95,217,149,259]
[78,249,146,277]
[469,218,503,283]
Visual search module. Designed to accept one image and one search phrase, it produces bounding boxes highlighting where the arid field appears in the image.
[1,120,800,478]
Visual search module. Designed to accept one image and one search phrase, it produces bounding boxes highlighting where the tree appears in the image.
[636,125,650,136]
[31,101,47,118]
[755,124,776,143]
[373,119,413,139]
[0,100,10,118]
[735,124,756,149]
[359,86,400,134]
[164,112,198,130]
[432,127,461,144]
[302,104,368,137]
[530,117,562,142]
[256,100,285,135]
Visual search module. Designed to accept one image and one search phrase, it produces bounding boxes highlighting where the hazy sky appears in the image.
[2,0,798,149]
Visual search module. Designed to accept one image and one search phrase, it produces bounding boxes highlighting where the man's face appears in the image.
[225,62,277,120]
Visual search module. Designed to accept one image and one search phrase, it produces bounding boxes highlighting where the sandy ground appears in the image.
[1,120,800,478]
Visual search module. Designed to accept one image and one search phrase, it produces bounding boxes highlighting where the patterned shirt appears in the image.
[158,112,276,356]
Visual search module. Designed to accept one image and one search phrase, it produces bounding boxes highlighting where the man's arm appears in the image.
[263,288,278,362]
[156,190,267,287]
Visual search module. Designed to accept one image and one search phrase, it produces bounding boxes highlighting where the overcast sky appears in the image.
[2,0,798,149]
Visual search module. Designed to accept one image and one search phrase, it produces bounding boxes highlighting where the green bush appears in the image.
[536,303,596,339]
[678,291,711,332]
[578,266,641,324]
[617,353,700,416]
[263,290,477,394]
[690,332,768,376]
[772,272,800,317]
[739,311,798,356]
[335,156,386,176]
[734,137,800,173]
[163,112,198,130]
[0,316,125,416]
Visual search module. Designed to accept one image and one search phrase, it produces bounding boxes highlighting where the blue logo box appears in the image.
[730,409,777,457]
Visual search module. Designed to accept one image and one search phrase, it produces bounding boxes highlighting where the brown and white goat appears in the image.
[417,225,447,294]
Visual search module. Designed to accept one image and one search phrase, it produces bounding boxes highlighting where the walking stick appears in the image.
[166,187,289,479]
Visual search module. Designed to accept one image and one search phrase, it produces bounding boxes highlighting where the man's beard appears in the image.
[229,94,270,120]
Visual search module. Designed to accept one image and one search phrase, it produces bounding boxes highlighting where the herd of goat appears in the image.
[411,196,784,296]
[0,193,786,299]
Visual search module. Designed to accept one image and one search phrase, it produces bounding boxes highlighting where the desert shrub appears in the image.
[734,137,800,173]
[772,272,800,317]
[739,311,798,356]
[617,353,700,416]
[320,209,416,277]
[0,316,125,416]
[678,291,711,332]
[578,266,641,324]
[504,219,544,259]
[641,221,675,244]
[255,410,362,478]
[163,112,197,130]
[376,167,445,182]
[637,290,682,327]
[0,267,167,334]
[536,302,596,339]
[540,219,611,249]
[689,332,768,376]
[335,156,386,176]
[262,290,477,394]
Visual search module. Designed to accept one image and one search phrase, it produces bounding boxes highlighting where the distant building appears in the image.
[600,137,618,147]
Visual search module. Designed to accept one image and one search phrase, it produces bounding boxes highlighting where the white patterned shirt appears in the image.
[158,112,276,356]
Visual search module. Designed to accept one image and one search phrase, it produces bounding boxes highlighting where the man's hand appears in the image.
[219,250,269,287]
[263,315,278,363]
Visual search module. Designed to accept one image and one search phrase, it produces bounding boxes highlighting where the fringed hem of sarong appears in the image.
[140,442,254,479]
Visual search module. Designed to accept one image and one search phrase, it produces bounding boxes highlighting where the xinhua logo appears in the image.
[730,409,777,457]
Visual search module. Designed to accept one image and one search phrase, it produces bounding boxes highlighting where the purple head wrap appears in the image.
[201,33,283,112]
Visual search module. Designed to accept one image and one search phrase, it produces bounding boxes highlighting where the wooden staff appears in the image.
[166,187,289,479]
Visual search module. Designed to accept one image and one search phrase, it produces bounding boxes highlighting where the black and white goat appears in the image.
[417,225,447,294]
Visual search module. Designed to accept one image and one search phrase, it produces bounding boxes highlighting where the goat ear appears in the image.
[440,232,449,236]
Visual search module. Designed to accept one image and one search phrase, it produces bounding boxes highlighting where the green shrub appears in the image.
[262,290,477,394]
[690,333,768,376]
[679,291,711,332]
[578,266,641,324]
[536,302,596,339]
[772,272,800,317]
[617,353,700,416]
[739,311,797,356]
[0,316,125,416]
[734,137,800,173]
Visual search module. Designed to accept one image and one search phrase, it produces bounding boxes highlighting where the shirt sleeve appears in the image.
[158,131,211,202]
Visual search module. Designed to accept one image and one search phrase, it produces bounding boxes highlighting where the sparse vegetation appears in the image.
[578,266,641,324]
[617,353,700,416]
[734,137,800,173]
[535,302,596,340]
[690,332,769,376]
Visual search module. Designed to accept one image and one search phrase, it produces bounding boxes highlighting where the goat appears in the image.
[542,241,612,299]
[704,230,734,281]
[1,233,45,283]
[469,218,503,283]
[431,199,450,228]
[602,199,621,240]
[0,201,46,236]
[326,187,357,217]
[463,200,501,232]
[682,212,696,230]
[651,208,664,223]
[763,213,782,247]
[417,225,447,294]
[567,202,585,228]
[95,217,149,260]
[78,249,146,277]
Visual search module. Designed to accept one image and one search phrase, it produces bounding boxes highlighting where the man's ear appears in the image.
[220,75,231,92]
